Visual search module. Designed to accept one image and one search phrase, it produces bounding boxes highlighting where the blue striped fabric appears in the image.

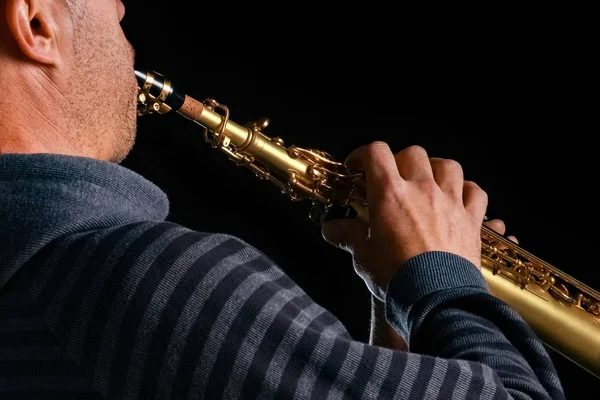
[0,154,565,399]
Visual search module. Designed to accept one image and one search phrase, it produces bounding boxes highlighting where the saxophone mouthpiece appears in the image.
[135,70,147,88]
[135,69,185,112]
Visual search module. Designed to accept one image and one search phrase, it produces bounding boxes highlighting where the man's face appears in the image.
[65,0,138,163]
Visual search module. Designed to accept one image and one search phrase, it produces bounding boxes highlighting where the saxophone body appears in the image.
[135,70,600,379]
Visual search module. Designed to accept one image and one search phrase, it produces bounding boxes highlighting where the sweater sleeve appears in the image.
[24,222,565,399]
[385,251,565,400]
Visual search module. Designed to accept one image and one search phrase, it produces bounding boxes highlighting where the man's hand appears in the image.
[322,142,488,301]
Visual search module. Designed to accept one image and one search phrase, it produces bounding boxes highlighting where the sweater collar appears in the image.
[0,153,169,289]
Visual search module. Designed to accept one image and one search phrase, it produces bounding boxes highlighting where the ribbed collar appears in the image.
[0,153,169,289]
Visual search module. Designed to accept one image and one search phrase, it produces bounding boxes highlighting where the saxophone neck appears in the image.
[136,69,367,217]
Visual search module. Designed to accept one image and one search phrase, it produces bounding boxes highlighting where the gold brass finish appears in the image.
[137,71,600,379]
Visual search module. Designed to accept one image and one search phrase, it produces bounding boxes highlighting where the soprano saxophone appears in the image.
[135,70,600,378]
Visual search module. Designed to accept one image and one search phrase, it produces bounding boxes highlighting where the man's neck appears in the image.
[0,129,88,163]
[0,69,83,157]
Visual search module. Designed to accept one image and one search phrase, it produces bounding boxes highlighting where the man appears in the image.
[0,0,564,399]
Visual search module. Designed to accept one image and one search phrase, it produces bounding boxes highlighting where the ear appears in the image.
[4,0,61,65]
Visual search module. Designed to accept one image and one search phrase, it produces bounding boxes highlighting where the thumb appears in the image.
[322,218,369,253]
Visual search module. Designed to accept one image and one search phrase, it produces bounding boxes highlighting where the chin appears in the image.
[107,118,137,164]
[109,70,140,163]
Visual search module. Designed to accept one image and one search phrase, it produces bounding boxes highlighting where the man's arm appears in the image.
[370,295,408,350]
[24,223,564,399]
[369,219,516,353]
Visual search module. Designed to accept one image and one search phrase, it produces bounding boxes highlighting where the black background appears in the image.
[120,1,597,397]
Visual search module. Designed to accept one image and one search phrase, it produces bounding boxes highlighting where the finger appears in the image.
[463,180,488,221]
[507,235,519,244]
[393,145,434,181]
[430,157,464,199]
[345,141,404,202]
[483,218,506,235]
[322,218,369,255]
[483,219,519,244]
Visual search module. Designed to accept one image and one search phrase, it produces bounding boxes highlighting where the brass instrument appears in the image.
[135,70,600,379]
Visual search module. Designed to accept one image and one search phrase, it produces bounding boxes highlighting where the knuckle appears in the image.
[464,180,480,189]
[365,141,391,158]
[482,190,489,204]
[359,141,392,170]
[443,158,463,172]
[418,178,440,198]
[466,180,488,201]
[434,158,463,174]
[346,142,389,170]
[402,144,428,158]
[365,141,393,172]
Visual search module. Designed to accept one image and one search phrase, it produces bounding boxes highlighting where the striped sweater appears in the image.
[0,153,564,399]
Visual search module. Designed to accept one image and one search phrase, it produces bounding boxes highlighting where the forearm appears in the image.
[385,251,564,400]
[412,294,563,398]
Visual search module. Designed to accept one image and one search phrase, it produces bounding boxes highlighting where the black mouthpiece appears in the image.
[135,70,147,87]
[135,69,185,111]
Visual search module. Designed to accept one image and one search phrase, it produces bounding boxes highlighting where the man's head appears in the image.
[0,0,137,163]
